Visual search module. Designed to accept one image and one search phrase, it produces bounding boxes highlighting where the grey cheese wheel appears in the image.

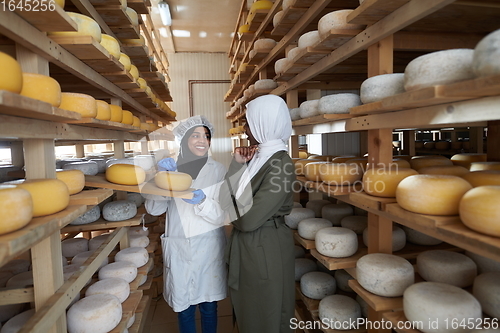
[0,259,30,275]
[473,28,500,77]
[300,271,336,300]
[340,216,367,234]
[67,294,122,333]
[70,205,101,225]
[356,295,369,318]
[295,258,317,281]
[473,272,500,319]
[319,295,362,330]
[357,253,414,297]
[72,250,109,268]
[285,207,315,229]
[102,200,137,221]
[298,218,332,240]
[298,30,320,49]
[404,49,475,91]
[334,269,354,293]
[417,250,477,288]
[129,234,150,248]
[273,10,284,28]
[363,225,406,252]
[299,99,320,118]
[62,237,89,258]
[274,58,290,75]
[403,282,482,333]
[127,192,145,207]
[318,93,361,114]
[306,199,332,217]
[254,38,277,51]
[465,250,500,274]
[400,225,442,246]
[63,161,99,176]
[360,73,405,104]
[99,261,138,283]
[322,203,353,226]
[290,108,301,121]
[1,309,35,333]
[315,227,358,258]
[254,79,278,90]
[88,158,107,173]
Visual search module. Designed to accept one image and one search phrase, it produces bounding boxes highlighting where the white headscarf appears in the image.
[235,94,292,199]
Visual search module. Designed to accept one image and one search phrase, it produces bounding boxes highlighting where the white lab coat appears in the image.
[144,157,228,312]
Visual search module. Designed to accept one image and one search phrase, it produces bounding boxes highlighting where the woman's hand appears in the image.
[234,145,258,164]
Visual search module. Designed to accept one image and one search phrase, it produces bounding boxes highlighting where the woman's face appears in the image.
[244,123,259,146]
[187,126,211,156]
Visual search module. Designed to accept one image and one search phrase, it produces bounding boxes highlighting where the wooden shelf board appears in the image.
[294,230,316,250]
[271,23,294,36]
[296,282,320,318]
[385,203,461,229]
[61,214,142,233]
[66,118,144,132]
[138,275,154,290]
[122,44,149,58]
[111,26,142,40]
[313,29,363,51]
[248,50,271,65]
[102,70,136,83]
[293,47,331,66]
[126,0,150,14]
[84,57,124,73]
[15,4,78,32]
[311,248,367,271]
[349,192,397,211]
[128,295,151,333]
[95,6,133,27]
[68,188,114,206]
[239,32,255,42]
[382,310,422,333]
[109,290,143,333]
[130,257,154,290]
[0,205,87,266]
[0,90,82,123]
[248,9,271,31]
[349,280,403,312]
[115,81,140,90]
[347,0,411,26]
[145,240,158,254]
[293,114,356,126]
[48,35,110,60]
[84,174,194,198]
[125,88,149,99]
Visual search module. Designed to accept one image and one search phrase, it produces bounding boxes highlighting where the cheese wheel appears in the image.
[0,259,30,275]
[62,237,89,258]
[63,161,99,176]
[67,294,122,333]
[129,65,139,80]
[20,73,61,107]
[360,73,405,104]
[319,163,363,186]
[295,159,321,176]
[340,216,367,234]
[396,175,472,215]
[88,158,106,173]
[56,169,85,195]
[0,304,23,323]
[63,264,81,281]
[95,100,111,121]
[121,35,145,45]
[304,162,330,181]
[400,225,442,246]
[86,277,130,303]
[99,261,138,283]
[462,170,500,187]
[121,110,134,125]
[319,295,362,329]
[127,192,145,208]
[460,185,500,237]
[357,253,414,297]
[331,156,357,163]
[315,227,358,258]
[254,38,277,51]
[0,186,33,235]
[404,49,475,91]
[273,10,284,27]
[318,10,365,38]
[403,282,482,333]
[472,272,500,319]
[298,30,321,49]
[102,200,137,221]
[114,247,149,268]
[129,234,150,248]
[16,179,69,217]
[410,156,453,170]
[287,46,302,61]
[138,273,148,286]
[254,79,278,90]
[290,107,301,121]
[451,153,487,169]
[298,218,332,240]
[99,34,120,59]
[321,203,353,226]
[6,270,33,288]
[417,250,477,288]
[132,116,140,127]
[88,234,111,251]
[305,199,332,218]
[49,12,102,42]
[318,93,362,114]
[274,58,290,75]
[285,207,315,229]
[473,28,500,77]
[363,167,418,198]
[137,77,147,90]
[299,99,320,118]
[72,250,109,268]
[127,314,136,328]
[470,161,500,171]
[300,271,336,300]
[391,158,411,169]
[60,92,97,118]
[1,309,36,333]
[298,151,308,159]
[418,165,469,177]
[294,245,306,258]
[334,269,354,292]
[0,52,23,94]
[363,225,406,252]
[465,251,500,274]
[119,53,132,71]
[70,205,100,225]
[106,164,146,185]
[295,258,317,281]
[125,7,138,26]
[155,171,192,191]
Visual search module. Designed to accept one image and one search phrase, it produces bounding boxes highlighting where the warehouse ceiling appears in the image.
[149,0,241,54]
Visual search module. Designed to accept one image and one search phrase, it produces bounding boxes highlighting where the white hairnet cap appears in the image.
[172,115,214,141]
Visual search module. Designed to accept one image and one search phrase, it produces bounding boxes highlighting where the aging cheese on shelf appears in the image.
[59,92,97,118]
[132,116,141,127]
[299,99,320,118]
[106,163,146,185]
[56,169,85,195]
[362,225,406,252]
[69,205,100,225]
[304,162,329,182]
[315,227,358,258]
[284,207,315,229]
[360,73,405,104]
[0,52,23,94]
[334,269,354,292]
[465,251,500,274]
[418,165,469,177]
[297,218,332,240]
[451,153,487,169]
[254,79,278,90]
[99,34,120,59]
[254,38,277,51]
[362,167,418,198]
[409,156,453,171]
[273,10,284,27]
[61,237,89,258]
[295,258,317,281]
[85,277,130,303]
[119,53,132,71]
[396,174,472,215]
[72,250,109,268]
[298,30,320,49]
[0,186,33,236]
[300,271,336,300]
[459,185,500,237]
[400,225,442,246]
[319,295,362,329]
[114,246,149,268]
[472,272,500,319]
[67,294,122,333]
[274,58,291,75]
[472,28,500,77]
[63,161,99,176]
[417,250,477,288]
[469,161,500,171]
[121,35,146,46]
[125,7,139,26]
[155,171,192,191]
[340,215,367,234]
[99,261,138,283]
[95,100,111,121]
[318,93,361,114]
[321,203,353,226]
[294,159,321,176]
[319,163,363,186]
[20,73,61,107]
[102,200,137,221]
[49,12,102,43]
[1,309,35,333]
[121,110,134,125]
[129,234,150,248]
[129,65,139,80]
[16,179,69,217]
[287,46,302,61]
[318,10,364,38]
[305,199,332,218]
[461,170,500,187]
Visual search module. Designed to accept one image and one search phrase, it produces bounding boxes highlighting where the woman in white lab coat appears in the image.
[145,115,227,333]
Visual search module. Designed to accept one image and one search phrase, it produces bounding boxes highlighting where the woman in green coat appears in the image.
[220,94,296,333]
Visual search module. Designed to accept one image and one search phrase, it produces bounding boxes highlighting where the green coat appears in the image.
[220,151,296,333]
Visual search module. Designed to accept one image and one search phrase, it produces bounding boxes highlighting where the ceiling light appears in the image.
[199,31,207,38]
[159,27,168,37]
[158,1,172,26]
[172,30,190,37]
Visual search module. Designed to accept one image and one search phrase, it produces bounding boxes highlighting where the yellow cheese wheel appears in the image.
[459,186,500,237]
[132,116,140,127]
[396,175,472,216]
[298,151,308,159]
[155,171,192,191]
[409,156,453,171]
[106,164,146,185]
[129,65,139,80]
[451,153,487,169]
[462,170,500,187]
[56,169,85,195]
[121,36,145,45]
[119,53,132,71]
[363,167,418,198]
[0,52,23,94]
[100,34,120,59]
[17,179,70,217]
[469,161,500,171]
[95,100,111,121]
[145,86,152,97]
[250,0,273,11]
[0,185,33,235]
[59,93,97,118]
[391,159,411,169]
[140,122,150,131]
[49,12,102,43]
[125,7,139,26]
[109,104,123,122]
[304,162,330,182]
[320,163,363,186]
[295,159,321,176]
[238,24,250,34]
[20,73,61,107]
[346,158,368,172]
[331,156,358,163]
[418,165,470,177]
[137,78,147,90]
[121,110,134,125]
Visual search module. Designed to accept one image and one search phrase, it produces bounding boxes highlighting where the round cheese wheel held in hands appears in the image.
[155,171,192,191]
[0,186,33,235]
[106,164,146,185]
[459,185,500,237]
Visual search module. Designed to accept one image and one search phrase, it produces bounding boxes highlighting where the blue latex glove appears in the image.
[157,158,177,171]
[182,189,206,204]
